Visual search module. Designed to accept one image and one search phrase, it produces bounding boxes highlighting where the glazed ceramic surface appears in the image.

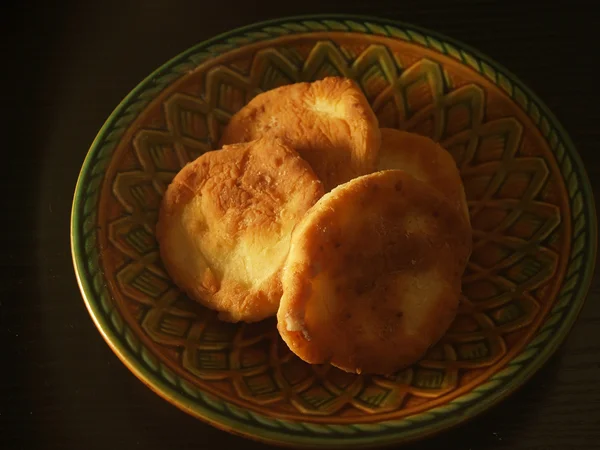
[71,15,597,448]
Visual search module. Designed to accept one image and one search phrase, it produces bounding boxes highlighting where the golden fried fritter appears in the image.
[157,137,324,323]
[378,129,469,222]
[277,170,472,374]
[220,77,381,192]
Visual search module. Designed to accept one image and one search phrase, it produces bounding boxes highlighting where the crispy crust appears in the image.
[378,129,469,223]
[277,170,472,374]
[157,137,324,322]
[220,77,381,192]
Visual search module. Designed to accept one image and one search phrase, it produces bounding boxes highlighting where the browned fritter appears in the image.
[220,77,381,192]
[277,170,472,374]
[157,137,324,323]
[378,129,469,223]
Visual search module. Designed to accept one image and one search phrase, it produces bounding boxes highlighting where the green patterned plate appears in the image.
[71,15,597,448]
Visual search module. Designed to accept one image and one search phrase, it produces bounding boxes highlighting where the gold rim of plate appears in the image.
[70,14,597,448]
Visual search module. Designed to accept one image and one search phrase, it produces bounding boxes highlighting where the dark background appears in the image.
[3,1,599,449]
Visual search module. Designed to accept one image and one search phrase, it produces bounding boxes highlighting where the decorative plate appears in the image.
[71,15,597,448]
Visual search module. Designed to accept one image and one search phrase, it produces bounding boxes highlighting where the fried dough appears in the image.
[277,170,472,374]
[378,129,469,222]
[220,77,381,192]
[157,137,324,323]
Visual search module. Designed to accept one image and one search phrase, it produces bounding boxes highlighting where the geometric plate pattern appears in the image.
[72,16,596,449]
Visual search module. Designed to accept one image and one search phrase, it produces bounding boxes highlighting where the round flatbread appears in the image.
[220,77,381,192]
[378,128,469,223]
[157,137,324,323]
[277,170,472,374]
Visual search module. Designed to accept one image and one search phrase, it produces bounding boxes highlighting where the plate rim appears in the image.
[70,14,598,448]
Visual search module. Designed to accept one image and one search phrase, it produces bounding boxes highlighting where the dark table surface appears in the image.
[3,1,600,449]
